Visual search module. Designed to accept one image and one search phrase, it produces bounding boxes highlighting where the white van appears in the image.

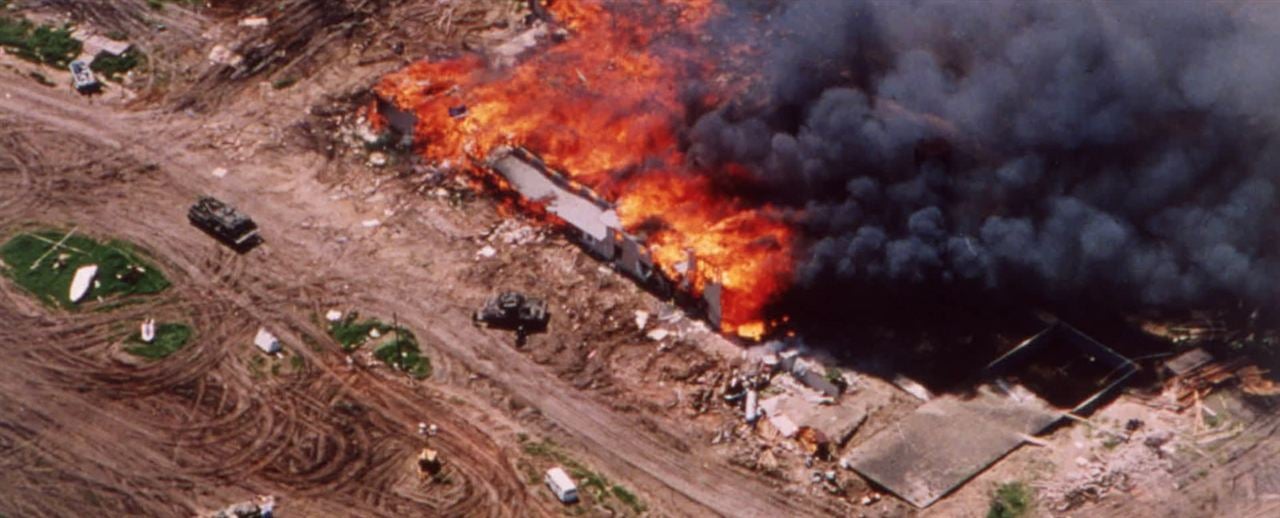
[545,467,579,504]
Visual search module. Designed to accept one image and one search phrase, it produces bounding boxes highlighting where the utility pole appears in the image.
[393,312,403,371]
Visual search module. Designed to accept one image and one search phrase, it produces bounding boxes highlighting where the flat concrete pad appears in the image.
[845,385,1059,508]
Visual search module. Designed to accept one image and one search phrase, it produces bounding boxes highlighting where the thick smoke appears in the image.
[690,0,1280,310]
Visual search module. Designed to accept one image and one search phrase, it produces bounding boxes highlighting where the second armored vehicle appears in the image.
[188,196,262,252]
[474,291,549,335]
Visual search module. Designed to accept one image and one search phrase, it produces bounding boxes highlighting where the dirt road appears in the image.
[0,69,830,516]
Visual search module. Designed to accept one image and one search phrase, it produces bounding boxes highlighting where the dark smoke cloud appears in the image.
[690,0,1280,309]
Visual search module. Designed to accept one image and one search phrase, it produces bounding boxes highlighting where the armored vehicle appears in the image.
[69,60,100,94]
[188,196,262,252]
[474,291,549,335]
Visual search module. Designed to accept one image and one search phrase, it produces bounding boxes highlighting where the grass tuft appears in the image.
[124,323,192,359]
[987,481,1033,518]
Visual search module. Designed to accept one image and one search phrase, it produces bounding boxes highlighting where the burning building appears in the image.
[374,0,1280,344]
[487,146,725,329]
[372,0,791,339]
[374,94,728,326]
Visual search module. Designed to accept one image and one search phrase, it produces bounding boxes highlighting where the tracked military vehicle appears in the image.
[474,291,549,336]
[188,196,262,252]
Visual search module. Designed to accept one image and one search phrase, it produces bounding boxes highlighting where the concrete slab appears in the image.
[845,384,1060,508]
[846,397,1028,508]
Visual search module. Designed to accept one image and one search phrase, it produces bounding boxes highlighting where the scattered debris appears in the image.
[239,16,269,28]
[476,245,496,259]
[208,45,244,67]
[634,310,650,330]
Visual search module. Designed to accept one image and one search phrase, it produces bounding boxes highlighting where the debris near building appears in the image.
[189,196,263,253]
[1157,349,1280,408]
[207,495,275,518]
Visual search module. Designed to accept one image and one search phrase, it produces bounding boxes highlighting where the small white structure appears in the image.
[544,467,579,504]
[254,327,281,354]
[140,318,157,343]
[325,309,344,322]
[745,389,760,423]
[69,264,98,303]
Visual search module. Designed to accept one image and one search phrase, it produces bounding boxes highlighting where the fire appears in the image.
[376,0,791,338]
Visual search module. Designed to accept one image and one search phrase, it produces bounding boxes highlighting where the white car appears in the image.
[545,467,578,504]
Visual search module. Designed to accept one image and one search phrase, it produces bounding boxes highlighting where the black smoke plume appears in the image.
[688,0,1280,314]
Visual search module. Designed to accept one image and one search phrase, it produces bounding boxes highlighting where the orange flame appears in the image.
[376,0,791,338]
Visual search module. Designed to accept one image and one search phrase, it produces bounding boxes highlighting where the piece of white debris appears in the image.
[646,329,670,341]
[368,152,388,167]
[69,264,98,303]
[476,245,497,259]
[239,16,269,28]
[325,309,344,322]
[211,167,228,178]
[369,328,382,339]
[362,219,381,228]
[634,310,650,330]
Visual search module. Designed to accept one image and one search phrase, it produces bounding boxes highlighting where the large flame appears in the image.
[376,0,791,338]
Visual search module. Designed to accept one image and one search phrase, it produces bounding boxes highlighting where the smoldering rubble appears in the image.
[686,0,1280,312]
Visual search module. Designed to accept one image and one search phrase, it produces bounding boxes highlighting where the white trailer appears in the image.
[544,467,579,504]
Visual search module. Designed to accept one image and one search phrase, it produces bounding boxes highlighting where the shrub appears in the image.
[987,482,1033,518]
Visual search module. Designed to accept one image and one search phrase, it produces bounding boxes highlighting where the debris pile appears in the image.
[1036,428,1175,512]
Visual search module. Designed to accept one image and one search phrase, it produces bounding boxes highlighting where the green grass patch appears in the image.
[373,331,431,379]
[520,437,646,515]
[271,76,297,90]
[0,230,170,309]
[91,49,144,82]
[329,312,431,379]
[328,313,393,350]
[987,481,1033,518]
[124,323,192,359]
[0,17,81,67]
